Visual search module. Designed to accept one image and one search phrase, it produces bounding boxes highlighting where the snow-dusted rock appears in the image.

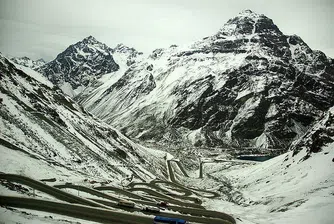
[290,106,334,157]
[78,10,334,151]
[0,53,166,183]
[11,56,46,69]
[37,36,120,97]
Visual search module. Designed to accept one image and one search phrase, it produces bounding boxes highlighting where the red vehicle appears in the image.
[157,201,168,207]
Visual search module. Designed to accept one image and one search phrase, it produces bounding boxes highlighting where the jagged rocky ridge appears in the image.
[113,43,144,67]
[73,42,144,105]
[0,53,167,182]
[11,56,46,69]
[76,10,334,151]
[289,106,334,158]
[37,36,120,97]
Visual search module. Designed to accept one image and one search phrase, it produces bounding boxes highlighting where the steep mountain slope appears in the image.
[78,10,334,150]
[205,139,334,224]
[179,106,334,223]
[37,36,120,97]
[75,43,144,103]
[289,106,334,157]
[11,56,46,69]
[0,53,167,184]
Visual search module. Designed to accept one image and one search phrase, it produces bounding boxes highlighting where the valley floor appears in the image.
[177,144,334,224]
[1,143,333,224]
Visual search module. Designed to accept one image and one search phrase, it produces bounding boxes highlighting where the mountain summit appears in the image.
[37,36,120,97]
[76,10,334,151]
[218,9,282,36]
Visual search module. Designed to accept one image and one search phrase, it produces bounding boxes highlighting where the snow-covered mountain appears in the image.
[1,48,333,224]
[10,56,46,69]
[75,42,144,102]
[77,10,334,151]
[36,36,121,97]
[0,53,167,184]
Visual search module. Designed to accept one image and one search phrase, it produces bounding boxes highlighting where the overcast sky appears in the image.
[0,0,333,61]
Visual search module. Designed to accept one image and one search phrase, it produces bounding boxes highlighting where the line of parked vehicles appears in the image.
[117,199,169,210]
[117,199,187,223]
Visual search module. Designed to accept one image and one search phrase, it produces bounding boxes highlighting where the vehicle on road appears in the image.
[157,201,168,207]
[142,206,160,213]
[117,199,135,208]
[153,216,187,224]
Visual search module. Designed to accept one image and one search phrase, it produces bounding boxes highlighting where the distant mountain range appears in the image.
[11,56,46,69]
[11,10,334,151]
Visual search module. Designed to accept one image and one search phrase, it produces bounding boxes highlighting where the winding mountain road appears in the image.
[166,160,220,198]
[0,195,152,224]
[0,170,236,224]
[0,173,107,208]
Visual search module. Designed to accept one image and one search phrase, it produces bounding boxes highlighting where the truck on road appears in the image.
[154,216,187,224]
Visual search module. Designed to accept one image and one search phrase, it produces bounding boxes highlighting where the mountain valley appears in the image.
[0,9,333,224]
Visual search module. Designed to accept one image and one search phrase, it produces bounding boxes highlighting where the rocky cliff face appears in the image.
[74,42,144,103]
[10,56,46,69]
[289,106,334,158]
[113,43,144,66]
[76,10,334,150]
[37,36,120,97]
[0,53,166,182]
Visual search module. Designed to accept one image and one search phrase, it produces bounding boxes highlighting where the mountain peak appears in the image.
[241,9,253,13]
[238,9,258,17]
[82,35,97,43]
[114,43,130,50]
[37,36,119,97]
[217,9,282,37]
[114,43,138,54]
[36,58,46,64]
[62,36,112,58]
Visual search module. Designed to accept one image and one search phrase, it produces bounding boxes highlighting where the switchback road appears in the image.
[0,172,236,224]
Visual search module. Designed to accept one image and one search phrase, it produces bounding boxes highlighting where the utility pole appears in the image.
[199,156,203,179]
[199,162,203,179]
